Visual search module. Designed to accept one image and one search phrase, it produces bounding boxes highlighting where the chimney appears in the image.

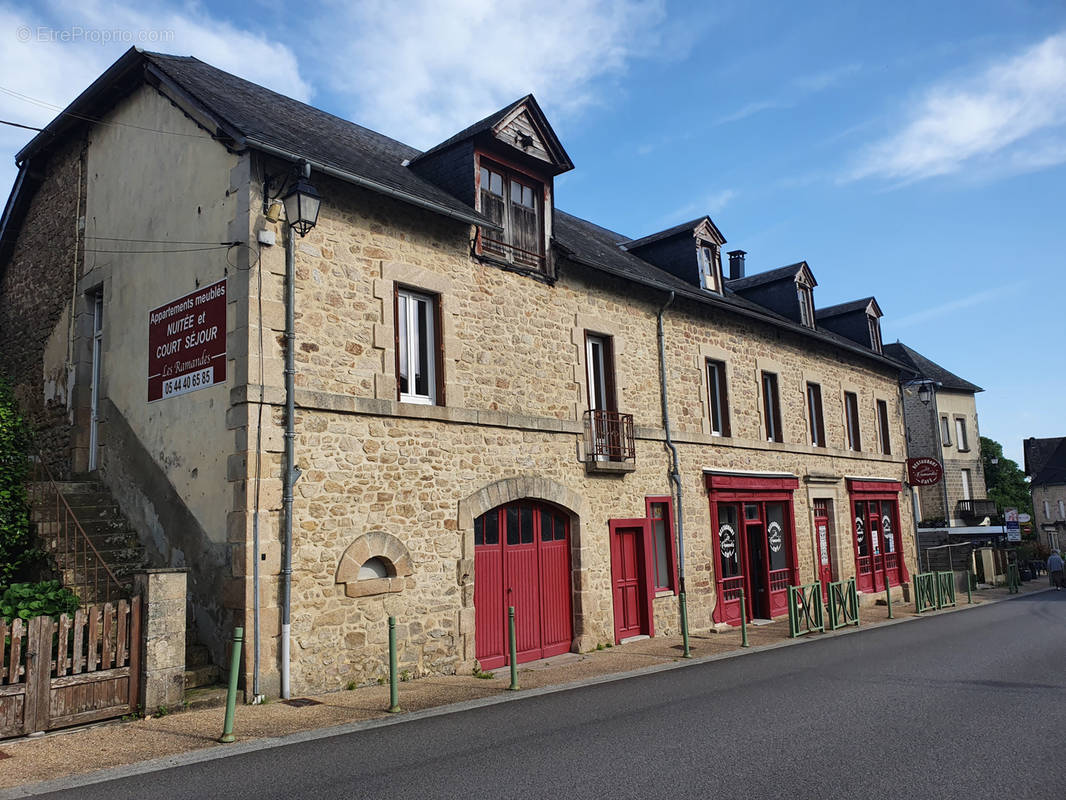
[727,250,746,281]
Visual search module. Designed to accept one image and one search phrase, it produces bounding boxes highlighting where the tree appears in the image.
[980,436,1032,516]
[0,377,37,589]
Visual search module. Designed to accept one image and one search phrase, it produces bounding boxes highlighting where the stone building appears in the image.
[1,49,915,698]
[1024,437,1066,550]
[886,343,989,527]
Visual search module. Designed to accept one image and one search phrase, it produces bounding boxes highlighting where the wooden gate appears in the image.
[1,598,141,739]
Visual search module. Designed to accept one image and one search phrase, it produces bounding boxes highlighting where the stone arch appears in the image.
[456,476,594,664]
[336,531,413,598]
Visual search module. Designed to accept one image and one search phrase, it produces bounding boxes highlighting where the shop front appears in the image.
[848,479,908,593]
[708,472,800,625]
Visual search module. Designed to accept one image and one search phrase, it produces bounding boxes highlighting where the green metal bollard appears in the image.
[966,572,973,604]
[680,592,691,658]
[884,582,894,619]
[507,606,519,691]
[219,626,244,743]
[739,588,749,648]
[387,616,400,713]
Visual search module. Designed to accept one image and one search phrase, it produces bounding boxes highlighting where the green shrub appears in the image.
[0,377,36,590]
[0,581,80,621]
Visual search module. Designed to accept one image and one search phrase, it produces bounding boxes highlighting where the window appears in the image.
[1045,500,1051,520]
[940,416,951,446]
[961,468,972,501]
[647,497,677,593]
[798,283,815,328]
[585,333,616,412]
[1059,500,1065,520]
[845,391,862,451]
[706,360,730,436]
[868,315,883,353]
[478,160,543,270]
[954,418,969,451]
[762,372,783,442]
[395,287,441,405]
[806,382,825,447]
[876,399,891,455]
[698,243,722,293]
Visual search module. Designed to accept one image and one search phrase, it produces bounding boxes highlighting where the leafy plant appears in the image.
[471,667,494,679]
[0,580,80,621]
[400,669,411,682]
[0,377,37,590]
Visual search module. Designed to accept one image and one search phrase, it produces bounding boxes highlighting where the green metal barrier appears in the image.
[1007,564,1021,594]
[826,577,859,630]
[913,572,938,614]
[935,571,956,609]
[788,582,825,638]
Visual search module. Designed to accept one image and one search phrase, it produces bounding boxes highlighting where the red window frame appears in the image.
[706,473,800,625]
[847,479,908,592]
[646,496,678,594]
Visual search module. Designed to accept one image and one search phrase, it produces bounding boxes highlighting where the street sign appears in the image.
[907,457,943,486]
[148,278,227,402]
[1005,508,1021,542]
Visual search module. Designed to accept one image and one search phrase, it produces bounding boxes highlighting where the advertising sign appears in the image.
[907,457,944,486]
[148,279,227,402]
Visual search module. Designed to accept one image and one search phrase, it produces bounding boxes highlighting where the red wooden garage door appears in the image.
[474,501,572,670]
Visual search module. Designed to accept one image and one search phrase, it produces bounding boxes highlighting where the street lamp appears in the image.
[917,382,932,405]
[282,178,321,237]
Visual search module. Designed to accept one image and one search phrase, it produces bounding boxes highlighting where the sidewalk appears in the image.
[0,580,1049,791]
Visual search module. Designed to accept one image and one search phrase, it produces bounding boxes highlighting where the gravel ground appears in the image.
[0,581,1038,790]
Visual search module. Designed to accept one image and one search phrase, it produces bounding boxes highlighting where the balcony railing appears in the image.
[957,499,998,518]
[582,409,636,465]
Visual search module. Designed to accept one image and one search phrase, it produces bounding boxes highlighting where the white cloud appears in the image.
[850,31,1066,182]
[308,0,668,148]
[891,283,1027,329]
[715,63,861,125]
[0,1,311,204]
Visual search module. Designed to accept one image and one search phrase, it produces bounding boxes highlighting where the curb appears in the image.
[1,585,1053,798]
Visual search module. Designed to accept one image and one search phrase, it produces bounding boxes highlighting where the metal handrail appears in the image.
[27,447,123,605]
[582,409,636,462]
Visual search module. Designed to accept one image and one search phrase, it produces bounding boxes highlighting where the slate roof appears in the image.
[726,262,808,292]
[816,297,878,320]
[883,342,983,393]
[1024,437,1066,486]
[621,216,724,250]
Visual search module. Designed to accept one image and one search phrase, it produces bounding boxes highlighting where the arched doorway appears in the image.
[474,500,573,670]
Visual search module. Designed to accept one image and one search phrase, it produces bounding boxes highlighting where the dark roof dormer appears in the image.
[621,216,727,294]
[726,261,818,327]
[816,296,884,352]
[409,95,573,278]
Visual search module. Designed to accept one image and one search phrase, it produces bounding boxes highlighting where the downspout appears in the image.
[280,227,299,698]
[656,291,690,658]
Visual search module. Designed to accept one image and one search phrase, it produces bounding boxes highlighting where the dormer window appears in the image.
[868,314,883,353]
[477,160,544,271]
[698,243,722,293]
[797,281,815,328]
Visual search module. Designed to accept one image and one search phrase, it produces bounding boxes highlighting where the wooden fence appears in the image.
[1,598,141,739]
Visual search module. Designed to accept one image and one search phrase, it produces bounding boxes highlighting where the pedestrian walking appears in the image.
[1048,550,1065,590]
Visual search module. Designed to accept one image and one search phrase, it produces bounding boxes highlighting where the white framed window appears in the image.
[698,243,722,293]
[940,416,951,446]
[867,314,883,353]
[1059,500,1065,520]
[845,391,861,451]
[396,288,438,405]
[706,359,729,436]
[960,468,972,501]
[876,399,891,455]
[954,418,969,451]
[1045,500,1052,520]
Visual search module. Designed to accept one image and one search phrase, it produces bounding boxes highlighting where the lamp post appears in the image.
[276,163,321,700]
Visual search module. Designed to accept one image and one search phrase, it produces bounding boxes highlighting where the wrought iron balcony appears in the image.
[582,409,636,471]
[956,499,999,525]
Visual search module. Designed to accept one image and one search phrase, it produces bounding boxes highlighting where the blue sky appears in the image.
[2,0,1064,465]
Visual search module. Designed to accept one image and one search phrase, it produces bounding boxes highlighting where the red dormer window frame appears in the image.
[475,151,548,274]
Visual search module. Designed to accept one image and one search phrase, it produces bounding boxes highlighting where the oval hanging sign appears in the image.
[719,524,737,560]
[907,457,944,486]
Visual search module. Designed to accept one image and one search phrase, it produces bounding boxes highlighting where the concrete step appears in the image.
[183,684,228,711]
[184,664,221,690]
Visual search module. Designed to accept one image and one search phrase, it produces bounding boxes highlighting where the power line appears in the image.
[0,118,43,132]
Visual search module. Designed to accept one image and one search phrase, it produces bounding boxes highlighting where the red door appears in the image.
[814,499,833,601]
[609,519,655,643]
[474,502,572,670]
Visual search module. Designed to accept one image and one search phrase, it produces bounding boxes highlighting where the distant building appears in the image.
[886,343,989,527]
[1023,437,1066,551]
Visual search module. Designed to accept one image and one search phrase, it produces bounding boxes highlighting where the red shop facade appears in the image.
[848,479,908,592]
[708,472,800,626]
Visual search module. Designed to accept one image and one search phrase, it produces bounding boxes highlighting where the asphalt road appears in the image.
[26,591,1066,800]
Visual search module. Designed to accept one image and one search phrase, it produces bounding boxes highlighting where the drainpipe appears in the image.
[656,291,690,657]
[280,227,299,699]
